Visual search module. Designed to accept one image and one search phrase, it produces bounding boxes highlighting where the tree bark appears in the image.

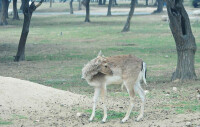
[5,0,9,18]
[122,0,136,32]
[107,0,112,16]
[20,0,25,10]
[103,0,106,5]
[0,0,2,12]
[166,0,197,81]
[113,0,117,5]
[0,0,8,25]
[78,0,82,10]
[50,0,52,8]
[15,0,44,62]
[84,0,90,22]
[70,0,73,14]
[146,0,148,5]
[13,0,20,20]
[153,0,163,13]
[98,0,102,5]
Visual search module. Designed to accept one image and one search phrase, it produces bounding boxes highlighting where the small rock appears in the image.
[165,55,169,58]
[197,94,200,99]
[173,87,177,91]
[35,120,40,122]
[186,121,191,126]
[76,112,82,117]
[144,90,149,95]
[161,15,169,21]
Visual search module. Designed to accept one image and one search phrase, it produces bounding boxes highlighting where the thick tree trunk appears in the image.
[103,0,106,5]
[122,0,136,32]
[0,0,8,25]
[98,0,102,5]
[84,0,90,22]
[153,0,163,13]
[107,0,112,16]
[20,0,25,10]
[13,0,19,20]
[78,0,82,10]
[15,1,44,62]
[166,0,197,81]
[70,0,73,14]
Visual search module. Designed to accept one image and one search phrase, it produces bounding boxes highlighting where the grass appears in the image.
[85,109,139,121]
[0,118,12,125]
[0,114,27,125]
[12,114,27,120]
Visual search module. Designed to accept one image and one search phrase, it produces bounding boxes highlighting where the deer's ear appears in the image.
[97,50,103,57]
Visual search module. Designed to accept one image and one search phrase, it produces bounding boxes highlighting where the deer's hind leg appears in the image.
[134,82,145,121]
[121,81,135,123]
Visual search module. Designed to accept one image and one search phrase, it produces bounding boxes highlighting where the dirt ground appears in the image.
[0,76,200,127]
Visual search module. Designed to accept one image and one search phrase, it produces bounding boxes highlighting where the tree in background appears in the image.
[122,0,136,32]
[0,0,2,12]
[98,0,102,5]
[146,0,148,5]
[70,0,73,14]
[50,0,52,7]
[78,0,82,10]
[82,0,90,22]
[0,0,8,25]
[166,0,197,81]
[107,0,112,16]
[113,0,117,5]
[103,0,106,5]
[13,0,19,20]
[153,0,163,13]
[5,0,9,18]
[15,0,44,62]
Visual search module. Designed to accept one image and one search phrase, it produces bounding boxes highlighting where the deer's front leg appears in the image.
[101,85,107,123]
[89,87,101,122]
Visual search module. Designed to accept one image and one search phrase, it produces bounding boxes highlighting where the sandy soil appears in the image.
[0,76,200,127]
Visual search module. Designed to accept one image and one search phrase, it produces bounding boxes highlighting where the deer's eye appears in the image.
[105,65,108,68]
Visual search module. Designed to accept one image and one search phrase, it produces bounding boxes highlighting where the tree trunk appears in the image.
[153,0,163,13]
[0,0,2,12]
[107,0,112,16]
[103,0,106,5]
[5,0,9,18]
[166,0,197,81]
[122,0,136,32]
[98,0,102,5]
[78,0,82,10]
[13,0,19,20]
[0,0,8,25]
[146,0,148,5]
[20,0,25,10]
[84,0,90,22]
[15,0,44,62]
[70,0,73,14]
[112,0,117,5]
[50,0,52,8]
